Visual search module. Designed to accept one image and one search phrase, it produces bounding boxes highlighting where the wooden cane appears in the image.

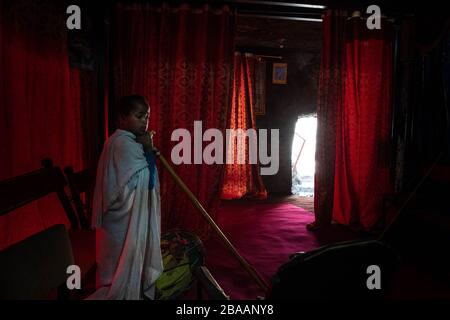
[152,148,270,294]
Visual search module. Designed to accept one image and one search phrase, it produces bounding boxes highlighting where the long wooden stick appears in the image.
[153,149,270,294]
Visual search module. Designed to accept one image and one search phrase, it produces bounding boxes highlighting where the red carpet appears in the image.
[204,202,319,300]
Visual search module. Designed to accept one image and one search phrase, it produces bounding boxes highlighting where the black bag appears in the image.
[268,240,399,299]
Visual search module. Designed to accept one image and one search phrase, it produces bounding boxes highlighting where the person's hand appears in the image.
[136,131,155,152]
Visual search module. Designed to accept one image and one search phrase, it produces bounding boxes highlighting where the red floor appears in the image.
[203,199,450,300]
[204,201,318,299]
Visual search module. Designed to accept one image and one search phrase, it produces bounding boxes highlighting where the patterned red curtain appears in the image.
[313,9,346,227]
[221,53,268,199]
[113,3,234,238]
[333,17,393,229]
[314,10,394,230]
[0,1,85,249]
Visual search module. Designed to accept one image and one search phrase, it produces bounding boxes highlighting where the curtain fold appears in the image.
[314,10,394,230]
[221,53,268,200]
[113,3,234,238]
[0,0,85,250]
[314,9,346,227]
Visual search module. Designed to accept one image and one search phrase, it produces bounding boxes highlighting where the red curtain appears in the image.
[113,3,234,238]
[333,18,393,229]
[314,10,346,227]
[0,1,85,249]
[221,53,267,199]
[315,10,393,230]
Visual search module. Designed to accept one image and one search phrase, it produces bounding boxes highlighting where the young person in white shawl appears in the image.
[88,95,163,300]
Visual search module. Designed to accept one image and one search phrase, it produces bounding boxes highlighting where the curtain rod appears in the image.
[237,52,283,59]
[228,0,326,10]
[255,54,282,59]
[237,13,322,22]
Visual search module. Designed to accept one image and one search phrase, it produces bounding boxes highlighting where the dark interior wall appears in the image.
[256,51,320,193]
[392,14,450,192]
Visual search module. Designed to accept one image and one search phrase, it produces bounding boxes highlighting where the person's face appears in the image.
[119,104,149,136]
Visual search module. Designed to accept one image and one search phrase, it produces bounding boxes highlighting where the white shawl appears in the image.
[88,129,163,300]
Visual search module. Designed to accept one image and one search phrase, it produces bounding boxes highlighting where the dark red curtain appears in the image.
[113,3,234,238]
[221,53,267,199]
[0,1,86,249]
[315,10,393,230]
[333,18,393,229]
[314,9,346,227]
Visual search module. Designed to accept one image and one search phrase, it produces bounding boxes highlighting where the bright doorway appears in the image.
[292,116,317,197]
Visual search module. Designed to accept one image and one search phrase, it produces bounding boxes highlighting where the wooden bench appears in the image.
[40,160,97,298]
[63,165,96,230]
[0,164,76,299]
